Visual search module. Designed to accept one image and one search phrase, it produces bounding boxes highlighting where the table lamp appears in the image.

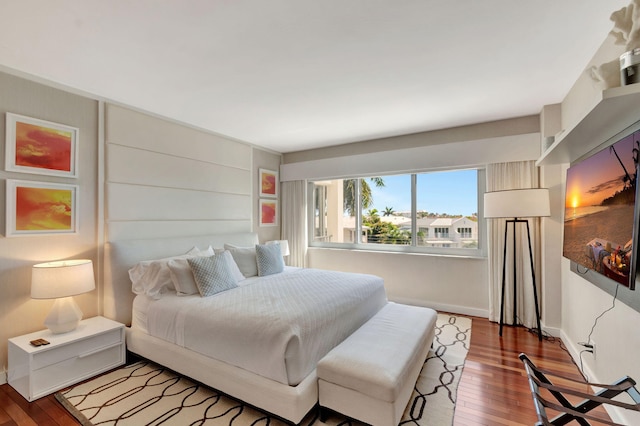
[31,259,96,334]
[267,240,290,257]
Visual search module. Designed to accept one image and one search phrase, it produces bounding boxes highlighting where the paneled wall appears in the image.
[105,104,253,241]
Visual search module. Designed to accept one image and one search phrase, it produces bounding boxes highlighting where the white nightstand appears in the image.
[8,316,125,402]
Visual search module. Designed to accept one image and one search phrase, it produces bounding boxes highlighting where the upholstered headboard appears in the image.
[103,232,260,325]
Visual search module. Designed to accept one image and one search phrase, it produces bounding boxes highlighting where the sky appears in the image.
[366,169,478,216]
[565,132,637,208]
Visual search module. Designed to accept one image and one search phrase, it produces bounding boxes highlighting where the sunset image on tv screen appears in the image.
[563,131,639,287]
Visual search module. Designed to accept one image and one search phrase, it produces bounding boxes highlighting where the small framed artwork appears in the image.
[259,199,278,227]
[259,168,278,198]
[5,113,79,178]
[6,180,79,236]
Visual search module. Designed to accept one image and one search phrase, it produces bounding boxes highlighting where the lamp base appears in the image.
[44,296,83,334]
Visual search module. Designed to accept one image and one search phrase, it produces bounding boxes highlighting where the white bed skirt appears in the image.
[126,327,318,424]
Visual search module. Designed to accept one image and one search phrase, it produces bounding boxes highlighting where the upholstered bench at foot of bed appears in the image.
[317,302,437,426]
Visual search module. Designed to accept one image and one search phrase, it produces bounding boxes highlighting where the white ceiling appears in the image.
[0,1,628,153]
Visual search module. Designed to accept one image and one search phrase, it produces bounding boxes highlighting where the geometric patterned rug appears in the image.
[56,313,471,426]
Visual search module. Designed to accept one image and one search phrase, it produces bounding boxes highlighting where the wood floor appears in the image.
[454,316,611,425]
[0,316,611,426]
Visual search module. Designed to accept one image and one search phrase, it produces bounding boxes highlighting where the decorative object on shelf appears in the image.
[31,259,96,334]
[259,168,278,198]
[259,199,278,226]
[588,0,640,89]
[5,113,79,178]
[484,188,550,341]
[621,47,640,85]
[5,179,79,236]
[266,240,290,257]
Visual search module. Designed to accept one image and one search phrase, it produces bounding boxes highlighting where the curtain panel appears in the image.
[281,180,307,268]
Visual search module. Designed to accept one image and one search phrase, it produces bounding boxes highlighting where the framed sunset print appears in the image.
[6,180,79,236]
[5,113,79,178]
[259,199,278,227]
[259,168,278,198]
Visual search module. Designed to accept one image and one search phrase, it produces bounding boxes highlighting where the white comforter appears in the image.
[133,268,387,385]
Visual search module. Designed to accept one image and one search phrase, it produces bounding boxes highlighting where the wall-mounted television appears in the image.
[563,128,640,290]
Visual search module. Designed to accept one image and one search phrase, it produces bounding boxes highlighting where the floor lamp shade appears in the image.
[484,188,549,341]
[31,259,96,334]
[484,188,550,218]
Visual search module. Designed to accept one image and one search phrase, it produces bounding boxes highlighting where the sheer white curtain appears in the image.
[486,160,542,328]
[281,180,307,267]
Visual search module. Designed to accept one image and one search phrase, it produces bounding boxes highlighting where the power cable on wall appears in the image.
[577,282,620,380]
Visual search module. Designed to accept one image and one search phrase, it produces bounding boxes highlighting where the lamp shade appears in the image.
[484,188,550,219]
[31,259,96,299]
[267,240,290,256]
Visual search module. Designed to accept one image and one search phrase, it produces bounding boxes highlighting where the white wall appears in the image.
[309,248,488,317]
[561,260,640,424]
[281,132,540,181]
[0,72,100,381]
[539,164,565,331]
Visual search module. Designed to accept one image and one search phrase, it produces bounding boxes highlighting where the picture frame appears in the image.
[5,113,79,178]
[6,180,79,236]
[259,168,278,198]
[259,199,278,227]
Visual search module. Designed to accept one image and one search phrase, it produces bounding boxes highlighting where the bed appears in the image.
[103,232,388,424]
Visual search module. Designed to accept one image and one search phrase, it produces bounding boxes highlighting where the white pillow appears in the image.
[129,246,213,299]
[218,250,246,283]
[224,243,258,278]
[167,247,215,296]
[256,243,284,276]
[168,257,200,296]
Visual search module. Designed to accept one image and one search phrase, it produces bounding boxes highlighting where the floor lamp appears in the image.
[484,188,550,341]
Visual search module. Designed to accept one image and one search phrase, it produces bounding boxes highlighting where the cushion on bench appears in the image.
[317,302,437,425]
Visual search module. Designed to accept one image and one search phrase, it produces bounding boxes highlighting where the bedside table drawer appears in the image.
[8,316,126,402]
[32,328,122,370]
[32,342,124,398]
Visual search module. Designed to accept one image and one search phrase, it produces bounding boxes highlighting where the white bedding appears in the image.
[131,267,387,386]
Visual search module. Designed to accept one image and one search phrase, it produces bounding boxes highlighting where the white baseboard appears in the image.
[389,297,561,339]
[540,322,561,338]
[389,297,489,318]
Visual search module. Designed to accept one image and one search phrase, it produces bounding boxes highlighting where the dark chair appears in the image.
[519,353,640,425]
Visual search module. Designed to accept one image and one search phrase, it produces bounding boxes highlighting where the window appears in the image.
[309,169,484,256]
[457,227,473,238]
[434,227,449,237]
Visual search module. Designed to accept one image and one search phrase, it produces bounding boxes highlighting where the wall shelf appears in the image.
[536,83,640,166]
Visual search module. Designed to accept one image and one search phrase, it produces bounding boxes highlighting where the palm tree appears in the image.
[383,207,395,216]
[343,177,385,216]
[366,208,380,222]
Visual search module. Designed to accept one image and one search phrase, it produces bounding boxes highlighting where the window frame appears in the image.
[307,167,486,258]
